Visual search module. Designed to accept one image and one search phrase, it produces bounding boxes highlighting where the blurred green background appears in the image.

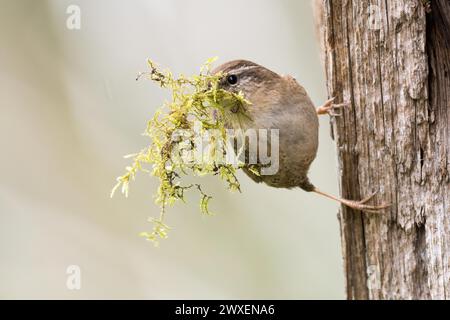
[0,0,344,299]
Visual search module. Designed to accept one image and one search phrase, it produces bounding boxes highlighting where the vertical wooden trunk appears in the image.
[317,0,450,299]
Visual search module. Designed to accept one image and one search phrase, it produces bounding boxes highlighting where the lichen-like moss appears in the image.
[111,58,251,245]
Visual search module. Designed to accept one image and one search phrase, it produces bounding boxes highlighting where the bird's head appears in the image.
[211,60,281,104]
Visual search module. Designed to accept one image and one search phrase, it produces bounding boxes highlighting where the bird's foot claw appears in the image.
[342,191,390,213]
[317,97,349,117]
[359,191,377,204]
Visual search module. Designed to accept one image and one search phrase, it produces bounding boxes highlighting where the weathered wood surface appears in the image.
[315,0,450,299]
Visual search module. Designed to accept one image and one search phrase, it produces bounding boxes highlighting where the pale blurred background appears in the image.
[0,0,344,299]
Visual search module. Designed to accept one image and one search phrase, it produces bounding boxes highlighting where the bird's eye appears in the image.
[226,74,238,85]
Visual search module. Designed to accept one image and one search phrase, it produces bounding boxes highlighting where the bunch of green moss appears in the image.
[111,57,251,245]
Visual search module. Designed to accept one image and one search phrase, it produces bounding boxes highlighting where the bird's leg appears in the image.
[312,188,390,213]
[316,97,349,117]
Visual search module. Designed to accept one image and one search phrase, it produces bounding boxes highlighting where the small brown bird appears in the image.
[212,59,388,212]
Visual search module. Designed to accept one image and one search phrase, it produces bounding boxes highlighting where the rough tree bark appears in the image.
[315,0,450,299]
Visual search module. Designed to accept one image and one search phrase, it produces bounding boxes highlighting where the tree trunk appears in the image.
[316,0,450,299]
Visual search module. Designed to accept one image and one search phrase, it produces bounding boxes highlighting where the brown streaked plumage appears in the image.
[212,59,389,213]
